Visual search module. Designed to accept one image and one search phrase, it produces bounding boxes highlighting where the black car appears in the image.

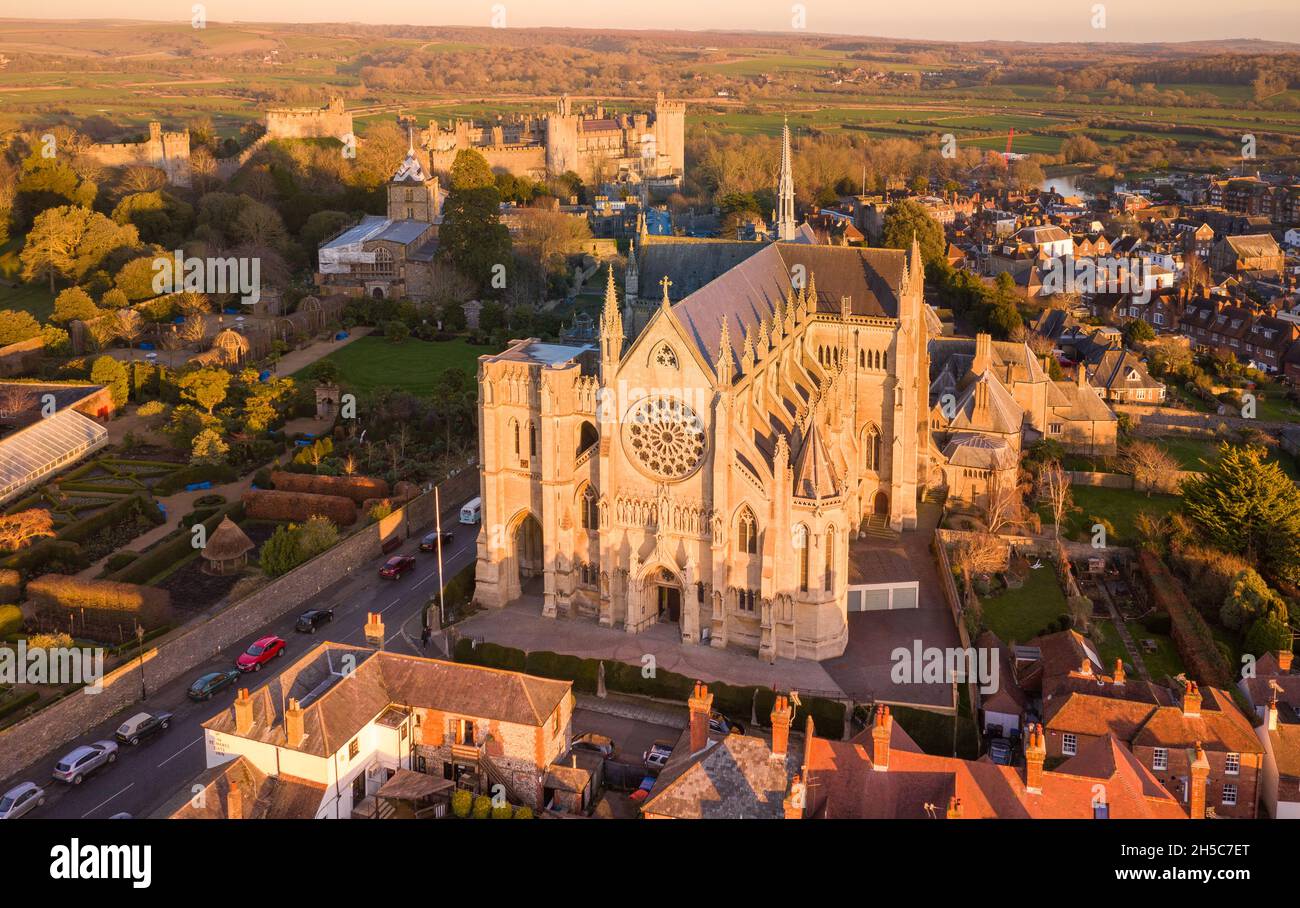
[295,608,334,633]
[709,712,744,736]
[419,531,454,552]
[115,711,173,746]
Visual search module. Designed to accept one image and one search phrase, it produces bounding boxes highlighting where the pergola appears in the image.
[373,769,455,819]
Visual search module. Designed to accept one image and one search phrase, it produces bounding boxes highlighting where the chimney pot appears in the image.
[770,694,794,761]
[1189,741,1210,819]
[234,687,254,736]
[1113,658,1125,685]
[688,681,713,754]
[1279,650,1294,673]
[871,705,892,771]
[285,697,305,748]
[1183,680,1202,717]
[1024,723,1046,794]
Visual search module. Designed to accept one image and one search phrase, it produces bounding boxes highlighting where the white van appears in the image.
[460,497,482,525]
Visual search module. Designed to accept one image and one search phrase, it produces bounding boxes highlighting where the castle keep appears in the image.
[424,94,685,186]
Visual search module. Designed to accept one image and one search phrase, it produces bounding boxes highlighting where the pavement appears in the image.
[0,494,479,821]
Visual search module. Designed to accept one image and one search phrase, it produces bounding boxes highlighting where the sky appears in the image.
[17,1,1300,44]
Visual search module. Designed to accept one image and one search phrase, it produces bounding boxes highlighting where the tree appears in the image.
[1221,568,1287,633]
[0,508,56,553]
[951,532,1009,601]
[190,427,229,465]
[983,469,1023,536]
[90,355,128,407]
[1245,614,1291,658]
[1118,439,1179,495]
[439,301,467,332]
[385,320,410,344]
[1122,319,1156,346]
[258,524,301,577]
[177,368,231,415]
[114,308,144,351]
[880,199,944,267]
[20,205,138,292]
[100,288,129,310]
[1182,444,1300,585]
[50,286,100,325]
[450,148,496,191]
[0,309,41,346]
[1037,459,1075,540]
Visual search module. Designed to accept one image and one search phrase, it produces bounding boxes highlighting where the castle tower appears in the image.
[545,95,581,177]
[652,92,686,180]
[776,117,797,241]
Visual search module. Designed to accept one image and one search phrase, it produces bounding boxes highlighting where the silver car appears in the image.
[52,741,118,785]
[0,782,46,819]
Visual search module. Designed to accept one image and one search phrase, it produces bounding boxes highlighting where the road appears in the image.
[0,497,479,821]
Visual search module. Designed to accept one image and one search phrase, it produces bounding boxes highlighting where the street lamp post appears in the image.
[136,623,147,701]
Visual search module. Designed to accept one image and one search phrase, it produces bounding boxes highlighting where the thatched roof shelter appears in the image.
[202,517,254,574]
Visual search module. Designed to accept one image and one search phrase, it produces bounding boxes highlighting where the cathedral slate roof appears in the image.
[672,241,908,374]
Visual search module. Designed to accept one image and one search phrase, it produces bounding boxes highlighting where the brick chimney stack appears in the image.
[1189,741,1210,819]
[364,612,385,649]
[871,705,892,771]
[1183,680,1202,717]
[234,688,253,736]
[946,796,963,819]
[1024,723,1046,794]
[1267,696,1279,732]
[770,694,794,762]
[973,332,992,374]
[783,774,805,819]
[688,681,713,754]
[1279,649,1294,673]
[226,781,243,819]
[1113,658,1125,685]
[285,698,305,748]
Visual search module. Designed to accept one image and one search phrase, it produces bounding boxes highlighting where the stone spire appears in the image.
[716,316,734,385]
[776,116,796,241]
[600,264,623,364]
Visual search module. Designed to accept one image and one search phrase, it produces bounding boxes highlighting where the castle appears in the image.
[264,96,354,142]
[84,122,192,188]
[423,94,685,187]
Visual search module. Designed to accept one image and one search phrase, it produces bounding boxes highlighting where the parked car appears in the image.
[52,741,118,785]
[629,775,656,803]
[419,531,454,552]
[379,555,416,580]
[0,782,45,819]
[643,741,674,774]
[188,669,241,701]
[989,738,1013,766]
[572,732,616,758]
[115,711,173,746]
[236,636,286,672]
[710,712,744,736]
[295,608,334,633]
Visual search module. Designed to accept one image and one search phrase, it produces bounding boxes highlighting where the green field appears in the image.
[1047,486,1182,547]
[0,282,56,322]
[301,335,497,396]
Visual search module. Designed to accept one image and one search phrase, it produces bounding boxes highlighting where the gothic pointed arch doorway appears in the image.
[503,511,544,606]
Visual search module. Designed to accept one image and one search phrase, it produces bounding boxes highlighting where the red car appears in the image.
[236,636,286,672]
[379,555,416,580]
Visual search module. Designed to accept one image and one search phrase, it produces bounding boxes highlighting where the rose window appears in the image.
[624,396,706,480]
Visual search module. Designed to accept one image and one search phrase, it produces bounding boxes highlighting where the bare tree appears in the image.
[984,469,1023,536]
[85,316,116,352]
[179,314,207,346]
[951,532,1010,599]
[0,384,35,419]
[1037,459,1075,540]
[1117,439,1179,495]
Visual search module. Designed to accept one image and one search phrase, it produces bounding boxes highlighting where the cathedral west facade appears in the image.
[472,125,932,662]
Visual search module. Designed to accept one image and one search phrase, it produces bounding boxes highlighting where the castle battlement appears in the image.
[265,96,353,142]
[84,121,192,188]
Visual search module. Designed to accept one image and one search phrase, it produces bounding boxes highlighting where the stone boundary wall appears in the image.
[1066,469,1201,490]
[0,336,45,378]
[0,467,479,773]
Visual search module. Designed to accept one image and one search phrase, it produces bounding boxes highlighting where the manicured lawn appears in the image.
[0,281,56,322]
[980,565,1069,644]
[1095,618,1186,684]
[1051,486,1181,547]
[299,335,499,396]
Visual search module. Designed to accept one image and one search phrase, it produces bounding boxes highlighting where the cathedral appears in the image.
[472,123,934,662]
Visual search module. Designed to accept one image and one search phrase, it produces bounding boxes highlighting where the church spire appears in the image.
[600,264,623,364]
[716,316,734,385]
[776,116,796,241]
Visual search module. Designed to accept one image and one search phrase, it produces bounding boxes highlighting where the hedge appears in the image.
[242,489,357,526]
[269,471,390,505]
[26,574,172,634]
[1138,551,1233,688]
[59,494,164,545]
[0,570,20,605]
[0,690,40,720]
[0,603,23,636]
[152,463,238,496]
[1,539,87,575]
[108,502,245,585]
[454,639,845,738]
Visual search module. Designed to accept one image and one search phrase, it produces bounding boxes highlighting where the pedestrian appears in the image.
[420,625,431,650]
